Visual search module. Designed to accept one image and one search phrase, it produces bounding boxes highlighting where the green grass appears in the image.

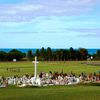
[0,61,100,100]
[0,61,100,76]
[0,85,100,100]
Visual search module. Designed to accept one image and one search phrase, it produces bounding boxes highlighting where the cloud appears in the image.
[0,0,99,22]
[67,28,100,37]
[2,31,39,34]
[67,28,100,33]
[2,30,67,34]
[79,33,100,37]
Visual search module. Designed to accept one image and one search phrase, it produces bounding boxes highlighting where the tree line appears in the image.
[0,49,25,61]
[34,47,88,61]
[0,47,100,61]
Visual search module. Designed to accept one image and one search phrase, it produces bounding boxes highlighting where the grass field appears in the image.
[0,61,100,100]
[0,85,100,100]
[0,61,100,76]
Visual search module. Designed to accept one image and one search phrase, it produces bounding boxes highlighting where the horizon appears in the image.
[0,0,100,48]
[0,48,100,49]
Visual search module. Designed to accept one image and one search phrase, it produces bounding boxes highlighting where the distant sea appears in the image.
[0,48,100,54]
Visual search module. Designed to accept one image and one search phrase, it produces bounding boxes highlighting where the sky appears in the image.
[0,0,100,49]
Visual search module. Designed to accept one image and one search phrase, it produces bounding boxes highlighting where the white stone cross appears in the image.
[32,56,39,78]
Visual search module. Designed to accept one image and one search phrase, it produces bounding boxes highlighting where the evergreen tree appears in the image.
[47,47,52,61]
[26,50,33,61]
[40,47,45,61]
[69,47,76,60]
[79,48,88,60]
[95,50,100,60]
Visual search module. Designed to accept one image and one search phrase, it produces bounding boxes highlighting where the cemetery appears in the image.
[0,57,100,100]
[0,0,100,99]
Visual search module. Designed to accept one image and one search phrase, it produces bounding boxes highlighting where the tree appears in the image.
[47,47,52,61]
[95,50,100,60]
[56,50,61,61]
[0,51,7,61]
[7,49,24,61]
[69,47,76,60]
[35,49,40,56]
[62,49,70,61]
[26,50,33,61]
[78,48,88,60]
[40,47,46,61]
[75,50,81,60]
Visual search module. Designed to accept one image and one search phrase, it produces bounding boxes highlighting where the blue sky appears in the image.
[0,0,100,49]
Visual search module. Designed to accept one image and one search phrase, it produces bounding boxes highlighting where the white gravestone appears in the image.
[13,59,16,62]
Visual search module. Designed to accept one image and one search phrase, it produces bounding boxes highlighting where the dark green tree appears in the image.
[40,47,45,61]
[47,47,52,61]
[7,49,24,61]
[69,47,76,60]
[95,50,100,60]
[0,51,7,61]
[79,48,88,60]
[62,49,70,61]
[35,49,40,57]
[26,50,33,61]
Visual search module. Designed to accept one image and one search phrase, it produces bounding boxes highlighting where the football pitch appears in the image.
[0,61,100,100]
